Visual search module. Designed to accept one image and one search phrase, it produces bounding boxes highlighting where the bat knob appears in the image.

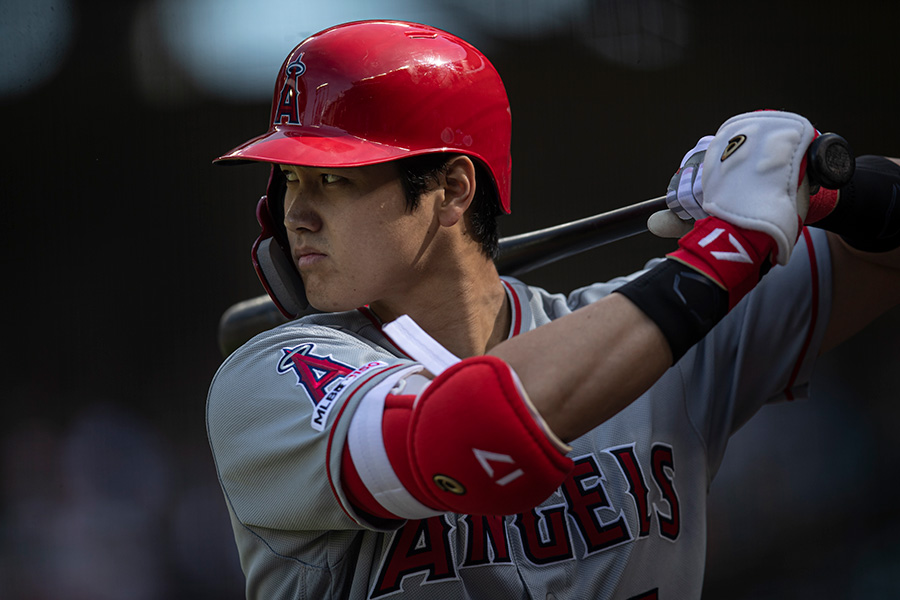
[807,132,855,190]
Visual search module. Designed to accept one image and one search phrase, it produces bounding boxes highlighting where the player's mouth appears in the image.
[294,247,327,268]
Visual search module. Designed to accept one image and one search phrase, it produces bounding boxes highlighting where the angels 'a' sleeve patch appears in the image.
[276,342,386,431]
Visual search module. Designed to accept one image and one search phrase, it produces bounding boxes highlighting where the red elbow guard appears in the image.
[402,355,573,515]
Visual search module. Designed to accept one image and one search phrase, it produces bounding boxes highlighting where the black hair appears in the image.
[395,153,502,259]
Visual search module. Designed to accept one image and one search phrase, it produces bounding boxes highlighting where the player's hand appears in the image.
[702,111,815,265]
[651,111,815,265]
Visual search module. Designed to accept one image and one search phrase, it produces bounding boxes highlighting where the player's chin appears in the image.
[305,283,367,314]
[308,298,358,313]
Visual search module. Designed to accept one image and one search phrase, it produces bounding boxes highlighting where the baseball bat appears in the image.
[217,133,855,356]
[495,195,665,276]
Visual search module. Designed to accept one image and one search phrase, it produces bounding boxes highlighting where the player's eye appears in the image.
[321,173,343,185]
[281,168,298,182]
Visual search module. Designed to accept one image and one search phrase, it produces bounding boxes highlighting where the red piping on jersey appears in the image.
[358,305,382,329]
[784,228,819,401]
[326,362,408,525]
[502,279,523,337]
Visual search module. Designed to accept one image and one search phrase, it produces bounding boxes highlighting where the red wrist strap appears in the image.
[668,217,777,309]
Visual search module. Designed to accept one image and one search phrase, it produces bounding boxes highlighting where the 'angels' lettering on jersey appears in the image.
[369,444,680,598]
[371,517,458,598]
[276,343,369,431]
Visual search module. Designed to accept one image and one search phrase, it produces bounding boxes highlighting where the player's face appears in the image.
[279,162,439,312]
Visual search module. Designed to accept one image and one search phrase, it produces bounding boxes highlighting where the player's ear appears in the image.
[437,155,476,228]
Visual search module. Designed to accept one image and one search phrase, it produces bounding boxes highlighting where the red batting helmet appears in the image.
[215,20,513,319]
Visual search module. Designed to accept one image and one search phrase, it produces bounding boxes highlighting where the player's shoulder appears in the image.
[206,307,409,449]
[209,309,395,401]
[221,309,382,361]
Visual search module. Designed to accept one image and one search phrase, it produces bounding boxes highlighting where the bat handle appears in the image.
[807,132,854,190]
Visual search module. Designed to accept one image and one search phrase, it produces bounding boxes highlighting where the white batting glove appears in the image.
[647,135,714,239]
[650,112,815,265]
[701,111,815,265]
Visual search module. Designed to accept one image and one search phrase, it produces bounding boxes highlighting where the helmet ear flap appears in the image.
[250,169,309,318]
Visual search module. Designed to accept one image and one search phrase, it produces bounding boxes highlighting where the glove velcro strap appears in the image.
[668,217,777,309]
[616,217,777,362]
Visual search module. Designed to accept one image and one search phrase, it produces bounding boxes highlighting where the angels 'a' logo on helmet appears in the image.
[273,53,306,126]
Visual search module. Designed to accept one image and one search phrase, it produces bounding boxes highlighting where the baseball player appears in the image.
[206,20,900,599]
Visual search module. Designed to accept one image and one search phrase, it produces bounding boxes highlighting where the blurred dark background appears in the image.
[2,0,898,598]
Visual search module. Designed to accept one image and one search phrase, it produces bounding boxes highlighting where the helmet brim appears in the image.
[215,126,434,168]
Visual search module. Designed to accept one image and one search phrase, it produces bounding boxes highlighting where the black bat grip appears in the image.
[807,133,854,190]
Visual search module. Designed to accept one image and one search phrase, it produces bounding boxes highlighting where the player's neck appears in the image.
[370,256,510,358]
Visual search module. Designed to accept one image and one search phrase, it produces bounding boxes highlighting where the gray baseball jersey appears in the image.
[207,227,832,599]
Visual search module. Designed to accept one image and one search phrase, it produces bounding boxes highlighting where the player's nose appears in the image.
[284,193,322,233]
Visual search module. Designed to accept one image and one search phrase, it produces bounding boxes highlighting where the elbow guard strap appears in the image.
[346,356,573,519]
